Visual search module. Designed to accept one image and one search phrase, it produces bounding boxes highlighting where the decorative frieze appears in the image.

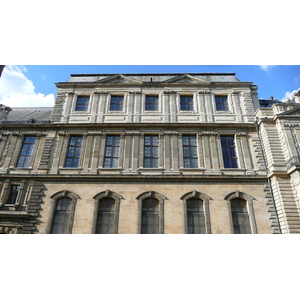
[198,91,210,94]
[163,90,176,94]
[200,132,218,136]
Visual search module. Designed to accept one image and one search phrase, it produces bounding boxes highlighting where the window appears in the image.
[141,198,159,234]
[103,135,120,168]
[144,135,159,168]
[181,190,212,234]
[75,96,89,111]
[93,190,123,234]
[65,136,83,168]
[182,135,198,168]
[145,96,159,111]
[187,199,206,234]
[96,198,116,234]
[215,95,229,111]
[17,136,36,168]
[110,96,123,111]
[230,198,251,234]
[221,136,238,168]
[51,197,73,234]
[137,191,166,234]
[180,95,193,111]
[6,185,20,205]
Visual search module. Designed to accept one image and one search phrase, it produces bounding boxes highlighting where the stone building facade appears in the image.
[255,90,300,233]
[0,72,283,234]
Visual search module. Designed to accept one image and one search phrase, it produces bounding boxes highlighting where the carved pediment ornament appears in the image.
[163,90,177,94]
[200,132,218,136]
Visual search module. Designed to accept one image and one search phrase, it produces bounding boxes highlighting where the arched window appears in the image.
[187,199,206,234]
[230,198,251,234]
[93,190,123,234]
[136,191,166,234]
[49,190,79,234]
[225,191,257,234]
[96,198,116,234]
[51,197,72,234]
[141,198,159,234]
[181,191,212,234]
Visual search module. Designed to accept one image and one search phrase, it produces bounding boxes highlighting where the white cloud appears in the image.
[281,89,300,101]
[0,65,55,107]
[295,75,300,83]
[259,65,275,72]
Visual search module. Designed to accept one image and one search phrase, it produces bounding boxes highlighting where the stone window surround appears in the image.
[136,191,168,234]
[92,190,124,234]
[224,190,258,234]
[46,190,79,234]
[0,179,26,208]
[180,190,212,234]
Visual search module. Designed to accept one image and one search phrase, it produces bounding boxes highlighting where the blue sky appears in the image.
[0,65,299,107]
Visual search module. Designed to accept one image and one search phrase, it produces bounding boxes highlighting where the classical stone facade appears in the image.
[0,72,282,234]
[256,91,300,233]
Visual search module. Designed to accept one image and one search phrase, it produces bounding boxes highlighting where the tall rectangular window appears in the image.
[221,136,238,168]
[180,96,193,111]
[215,95,229,111]
[145,96,159,111]
[110,96,124,111]
[144,135,159,168]
[103,135,120,168]
[183,135,198,168]
[17,136,36,168]
[6,185,20,205]
[75,96,89,111]
[65,136,83,168]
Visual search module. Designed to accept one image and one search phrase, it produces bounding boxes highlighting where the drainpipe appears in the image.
[255,117,282,233]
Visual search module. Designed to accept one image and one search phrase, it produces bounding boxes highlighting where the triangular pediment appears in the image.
[163,74,211,84]
[278,106,300,117]
[95,74,142,85]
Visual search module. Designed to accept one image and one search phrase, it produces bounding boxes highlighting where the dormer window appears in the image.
[75,96,89,111]
[180,96,193,111]
[110,96,124,111]
[215,95,229,111]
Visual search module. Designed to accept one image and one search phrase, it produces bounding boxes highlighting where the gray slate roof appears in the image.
[2,107,53,124]
[66,73,241,83]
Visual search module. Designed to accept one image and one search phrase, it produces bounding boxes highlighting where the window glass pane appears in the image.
[96,198,115,234]
[51,198,72,234]
[231,199,251,234]
[144,136,159,168]
[221,136,237,168]
[65,136,82,168]
[6,185,20,204]
[75,96,89,111]
[17,136,36,168]
[182,135,198,168]
[103,135,120,168]
[110,96,123,111]
[187,199,205,234]
[141,198,159,234]
[145,96,159,111]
